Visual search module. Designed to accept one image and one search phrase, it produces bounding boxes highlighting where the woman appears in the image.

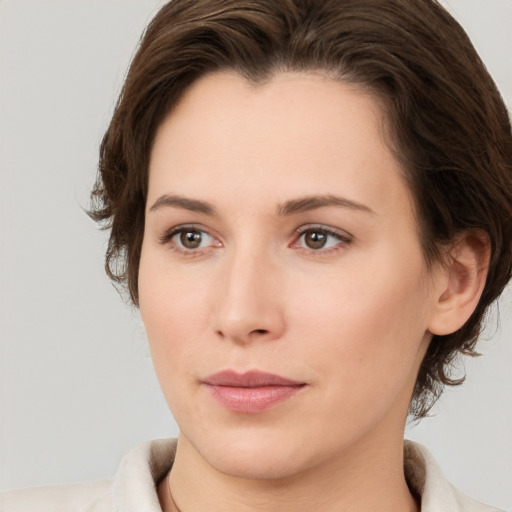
[2,0,511,510]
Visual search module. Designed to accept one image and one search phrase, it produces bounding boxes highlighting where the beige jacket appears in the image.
[0,439,504,511]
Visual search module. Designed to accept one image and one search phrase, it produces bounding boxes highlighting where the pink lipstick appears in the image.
[202,370,306,413]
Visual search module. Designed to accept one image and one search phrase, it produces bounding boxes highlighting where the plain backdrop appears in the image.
[1,1,511,509]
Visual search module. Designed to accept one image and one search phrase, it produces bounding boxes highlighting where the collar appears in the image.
[113,438,502,512]
[404,440,503,512]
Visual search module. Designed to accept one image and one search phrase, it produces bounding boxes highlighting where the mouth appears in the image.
[202,370,307,414]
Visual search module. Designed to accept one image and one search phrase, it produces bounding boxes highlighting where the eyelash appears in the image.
[159,224,219,257]
[293,225,353,254]
[159,224,353,256]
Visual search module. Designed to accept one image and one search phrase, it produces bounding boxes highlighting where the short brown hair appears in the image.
[90,0,512,418]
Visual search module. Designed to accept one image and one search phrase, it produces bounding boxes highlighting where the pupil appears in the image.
[306,231,326,249]
[181,230,202,249]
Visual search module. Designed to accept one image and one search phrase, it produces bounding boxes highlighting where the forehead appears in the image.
[147,71,413,220]
[153,70,385,142]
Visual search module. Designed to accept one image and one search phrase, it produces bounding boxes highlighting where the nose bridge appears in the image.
[214,239,284,343]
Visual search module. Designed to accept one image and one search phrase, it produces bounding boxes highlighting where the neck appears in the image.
[160,431,418,512]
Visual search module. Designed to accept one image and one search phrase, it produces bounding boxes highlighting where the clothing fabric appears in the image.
[0,439,504,512]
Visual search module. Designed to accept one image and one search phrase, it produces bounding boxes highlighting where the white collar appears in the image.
[113,438,502,512]
[404,440,502,512]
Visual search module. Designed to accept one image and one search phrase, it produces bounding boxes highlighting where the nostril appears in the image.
[215,328,268,341]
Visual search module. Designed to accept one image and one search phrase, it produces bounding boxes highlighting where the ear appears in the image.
[428,230,490,336]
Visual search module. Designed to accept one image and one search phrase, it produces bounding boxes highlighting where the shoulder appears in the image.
[0,479,114,512]
[404,440,505,512]
[0,439,177,512]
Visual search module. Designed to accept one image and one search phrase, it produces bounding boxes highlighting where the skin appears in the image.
[138,71,488,512]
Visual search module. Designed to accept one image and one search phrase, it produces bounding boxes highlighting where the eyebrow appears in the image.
[277,194,374,216]
[149,194,217,215]
[148,193,374,216]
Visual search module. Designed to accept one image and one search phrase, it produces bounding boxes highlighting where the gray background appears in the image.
[1,1,511,509]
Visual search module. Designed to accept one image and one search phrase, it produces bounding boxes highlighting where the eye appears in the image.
[293,226,352,251]
[160,226,220,253]
[177,229,208,249]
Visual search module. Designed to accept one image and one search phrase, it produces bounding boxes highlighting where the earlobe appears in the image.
[428,230,490,336]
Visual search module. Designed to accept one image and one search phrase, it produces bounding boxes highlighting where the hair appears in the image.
[90,0,512,419]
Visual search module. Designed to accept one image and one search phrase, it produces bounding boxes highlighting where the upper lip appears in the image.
[203,370,304,387]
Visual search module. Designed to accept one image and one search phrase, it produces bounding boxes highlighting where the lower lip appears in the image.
[204,384,305,413]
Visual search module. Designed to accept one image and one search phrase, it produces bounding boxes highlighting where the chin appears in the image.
[186,427,319,481]
[207,445,308,481]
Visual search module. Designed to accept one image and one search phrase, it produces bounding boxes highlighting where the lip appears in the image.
[202,370,306,414]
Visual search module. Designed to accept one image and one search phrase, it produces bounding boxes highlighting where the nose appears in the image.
[213,247,286,345]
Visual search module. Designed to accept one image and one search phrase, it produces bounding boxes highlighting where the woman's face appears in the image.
[139,71,444,479]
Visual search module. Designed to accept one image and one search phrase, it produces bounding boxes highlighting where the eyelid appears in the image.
[295,224,353,239]
[292,224,353,251]
[159,224,222,252]
[158,222,352,255]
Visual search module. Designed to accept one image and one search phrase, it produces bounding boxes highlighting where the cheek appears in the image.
[289,252,431,394]
[139,234,432,426]
[138,252,210,373]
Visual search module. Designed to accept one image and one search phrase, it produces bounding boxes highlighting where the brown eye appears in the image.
[304,230,328,249]
[161,226,219,253]
[294,226,351,252]
[179,230,203,249]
